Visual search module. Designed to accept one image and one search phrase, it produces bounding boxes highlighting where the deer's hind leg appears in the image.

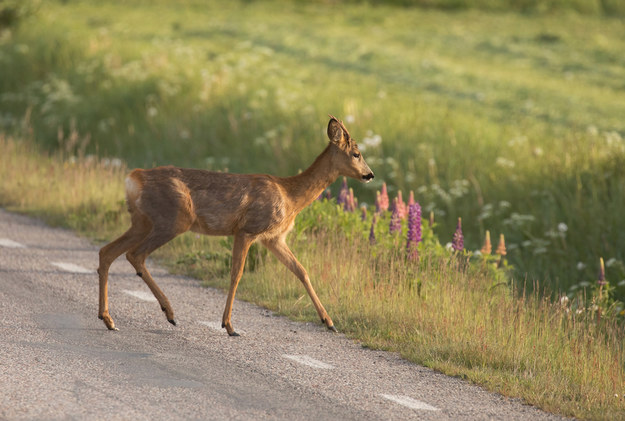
[125,228,186,326]
[98,213,151,330]
[125,208,195,326]
[123,177,196,326]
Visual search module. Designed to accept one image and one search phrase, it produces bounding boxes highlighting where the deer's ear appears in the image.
[327,117,348,146]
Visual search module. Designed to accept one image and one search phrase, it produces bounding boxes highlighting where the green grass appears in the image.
[2,1,625,302]
[1,134,624,419]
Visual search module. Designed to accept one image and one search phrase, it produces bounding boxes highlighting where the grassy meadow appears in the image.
[2,0,625,301]
[2,0,625,418]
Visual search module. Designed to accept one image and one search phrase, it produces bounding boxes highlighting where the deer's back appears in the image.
[127,166,291,237]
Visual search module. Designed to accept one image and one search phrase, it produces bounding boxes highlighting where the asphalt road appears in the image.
[0,209,566,420]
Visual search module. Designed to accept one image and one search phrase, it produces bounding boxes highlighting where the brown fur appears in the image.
[97,116,374,335]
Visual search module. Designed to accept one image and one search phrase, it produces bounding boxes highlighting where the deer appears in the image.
[97,115,374,336]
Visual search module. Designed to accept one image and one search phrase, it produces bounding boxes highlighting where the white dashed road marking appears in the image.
[283,354,334,369]
[380,394,440,411]
[0,238,26,248]
[122,289,158,302]
[50,261,93,274]
[198,320,245,334]
[198,320,222,331]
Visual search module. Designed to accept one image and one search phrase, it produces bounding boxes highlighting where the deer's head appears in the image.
[327,116,374,183]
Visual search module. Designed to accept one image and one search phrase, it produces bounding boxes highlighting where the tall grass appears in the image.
[2,1,625,301]
[341,0,625,16]
[0,131,128,239]
[1,134,624,419]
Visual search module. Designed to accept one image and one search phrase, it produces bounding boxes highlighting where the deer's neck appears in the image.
[282,144,339,213]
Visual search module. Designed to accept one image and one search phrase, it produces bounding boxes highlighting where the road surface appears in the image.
[0,209,565,420]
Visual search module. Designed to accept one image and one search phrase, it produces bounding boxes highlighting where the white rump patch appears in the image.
[125,176,142,204]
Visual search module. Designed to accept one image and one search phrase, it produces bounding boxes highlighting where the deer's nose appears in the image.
[362,172,374,182]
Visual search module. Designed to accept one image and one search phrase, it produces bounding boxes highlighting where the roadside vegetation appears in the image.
[2,0,625,418]
[2,134,624,419]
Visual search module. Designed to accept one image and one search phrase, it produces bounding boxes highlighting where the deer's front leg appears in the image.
[262,237,337,333]
[97,267,117,331]
[222,233,254,336]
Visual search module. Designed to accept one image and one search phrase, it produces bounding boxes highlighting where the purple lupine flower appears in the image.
[406,202,422,260]
[598,257,607,286]
[337,177,348,209]
[324,189,332,200]
[452,217,464,251]
[369,215,377,245]
[361,206,367,222]
[389,198,401,234]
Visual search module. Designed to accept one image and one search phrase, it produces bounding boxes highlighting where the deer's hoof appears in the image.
[228,331,240,337]
[168,319,177,326]
[99,313,117,331]
[328,325,338,333]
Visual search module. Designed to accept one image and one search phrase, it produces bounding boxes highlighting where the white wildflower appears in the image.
[362,133,382,149]
[508,136,527,147]
[496,157,515,169]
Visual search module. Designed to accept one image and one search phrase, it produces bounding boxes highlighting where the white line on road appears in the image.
[0,238,26,248]
[380,394,440,411]
[283,354,334,369]
[50,261,93,274]
[198,320,222,331]
[122,289,157,302]
[198,320,245,335]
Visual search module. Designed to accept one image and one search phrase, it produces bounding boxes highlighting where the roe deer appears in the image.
[97,115,374,336]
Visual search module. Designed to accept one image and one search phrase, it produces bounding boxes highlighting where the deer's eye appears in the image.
[352,152,361,159]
